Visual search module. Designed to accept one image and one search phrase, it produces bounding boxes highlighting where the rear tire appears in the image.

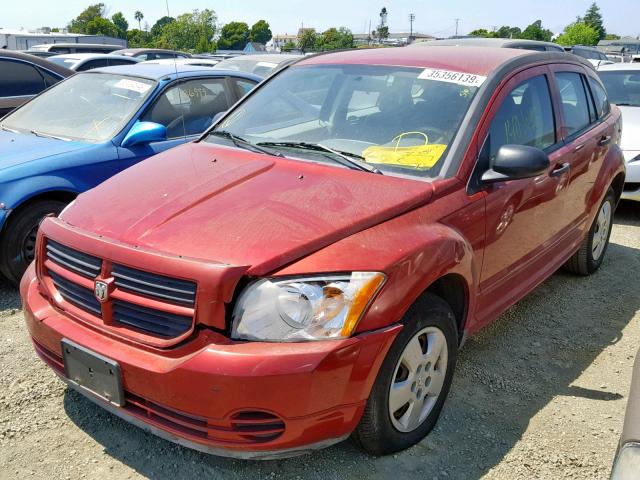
[352,292,458,455]
[563,188,615,275]
[0,200,66,286]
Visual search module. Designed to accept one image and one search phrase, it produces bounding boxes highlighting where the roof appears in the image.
[48,53,139,61]
[112,48,189,56]
[412,37,564,52]
[89,63,262,82]
[0,49,74,76]
[597,62,640,71]
[297,46,535,77]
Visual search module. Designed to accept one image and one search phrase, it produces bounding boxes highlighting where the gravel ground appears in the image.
[1,202,639,480]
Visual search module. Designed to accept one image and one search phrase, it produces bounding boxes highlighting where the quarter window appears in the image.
[555,72,592,136]
[487,75,556,161]
[141,78,231,138]
[0,59,46,97]
[588,77,610,118]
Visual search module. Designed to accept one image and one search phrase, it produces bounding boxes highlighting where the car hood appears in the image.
[619,106,640,152]
[0,130,89,170]
[63,143,433,275]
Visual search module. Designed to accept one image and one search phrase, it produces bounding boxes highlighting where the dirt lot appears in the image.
[1,202,638,480]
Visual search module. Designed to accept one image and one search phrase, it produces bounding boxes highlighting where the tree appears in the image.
[281,40,296,52]
[555,22,599,46]
[250,20,272,45]
[496,25,522,39]
[127,28,151,48]
[134,10,144,31]
[604,33,620,40]
[583,2,606,40]
[520,20,553,42]
[111,12,128,39]
[85,17,119,37]
[469,28,495,38]
[68,3,106,33]
[151,16,174,38]
[315,27,354,51]
[298,28,318,53]
[158,9,217,53]
[217,22,250,50]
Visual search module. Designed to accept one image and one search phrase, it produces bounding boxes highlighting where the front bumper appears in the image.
[21,265,400,458]
[622,151,640,201]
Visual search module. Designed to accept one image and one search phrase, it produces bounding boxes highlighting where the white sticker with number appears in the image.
[113,79,152,94]
[418,68,487,87]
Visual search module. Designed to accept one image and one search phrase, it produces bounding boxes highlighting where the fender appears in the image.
[274,205,479,337]
[587,139,626,219]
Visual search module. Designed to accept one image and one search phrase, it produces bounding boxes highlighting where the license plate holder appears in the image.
[61,338,124,407]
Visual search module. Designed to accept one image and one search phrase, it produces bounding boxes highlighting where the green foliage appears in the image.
[250,20,272,44]
[469,28,494,38]
[126,28,152,48]
[495,26,522,38]
[51,28,60,33]
[111,12,128,39]
[315,27,354,51]
[85,17,119,37]
[281,40,296,52]
[134,10,144,30]
[520,20,553,42]
[158,9,217,53]
[298,28,318,53]
[68,3,106,33]
[151,16,174,38]
[583,2,606,40]
[604,33,620,40]
[556,22,600,46]
[218,22,250,50]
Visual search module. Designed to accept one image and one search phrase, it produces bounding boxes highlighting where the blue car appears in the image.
[0,64,261,284]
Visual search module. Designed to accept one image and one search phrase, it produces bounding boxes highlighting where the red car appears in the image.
[22,46,625,458]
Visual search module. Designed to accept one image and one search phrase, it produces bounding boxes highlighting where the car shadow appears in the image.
[62,239,640,479]
[614,200,640,227]
[0,277,21,311]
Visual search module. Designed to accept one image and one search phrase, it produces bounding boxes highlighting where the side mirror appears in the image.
[121,121,167,148]
[481,144,550,183]
[212,111,227,123]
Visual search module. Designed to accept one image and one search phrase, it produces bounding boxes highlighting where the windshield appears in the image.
[599,71,640,107]
[206,64,480,177]
[1,73,156,143]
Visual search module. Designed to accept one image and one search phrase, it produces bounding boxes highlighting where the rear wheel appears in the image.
[563,188,615,275]
[352,293,458,455]
[0,200,66,286]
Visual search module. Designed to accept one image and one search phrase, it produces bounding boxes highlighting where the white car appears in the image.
[47,53,139,71]
[213,54,302,78]
[598,63,640,201]
[140,58,220,67]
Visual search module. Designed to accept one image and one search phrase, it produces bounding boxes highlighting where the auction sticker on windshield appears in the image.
[113,79,152,94]
[418,69,487,87]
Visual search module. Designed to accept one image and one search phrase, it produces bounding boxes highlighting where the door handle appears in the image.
[550,162,570,177]
[598,135,612,147]
[573,144,585,152]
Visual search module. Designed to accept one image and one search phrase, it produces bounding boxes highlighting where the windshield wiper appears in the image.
[29,129,71,141]
[209,130,284,157]
[257,141,382,174]
[0,125,18,133]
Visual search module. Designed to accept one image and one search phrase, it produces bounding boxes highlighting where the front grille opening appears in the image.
[46,240,102,279]
[112,264,197,307]
[113,300,192,338]
[230,411,286,442]
[49,270,102,316]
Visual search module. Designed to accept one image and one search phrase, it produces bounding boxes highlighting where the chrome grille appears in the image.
[112,264,196,306]
[113,300,192,337]
[46,240,101,279]
[49,271,102,316]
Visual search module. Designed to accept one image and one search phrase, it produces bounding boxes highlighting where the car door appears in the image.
[0,58,48,117]
[548,65,611,235]
[472,66,572,323]
[117,77,235,169]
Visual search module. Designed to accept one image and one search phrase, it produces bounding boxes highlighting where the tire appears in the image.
[0,200,66,286]
[352,292,458,455]
[563,188,615,276]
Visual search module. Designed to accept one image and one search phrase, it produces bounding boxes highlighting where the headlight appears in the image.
[611,442,640,480]
[231,272,386,342]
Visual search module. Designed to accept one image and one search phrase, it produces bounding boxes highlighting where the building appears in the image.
[271,33,298,51]
[0,28,126,50]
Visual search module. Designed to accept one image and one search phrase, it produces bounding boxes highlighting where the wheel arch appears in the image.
[1,189,78,233]
[421,273,469,344]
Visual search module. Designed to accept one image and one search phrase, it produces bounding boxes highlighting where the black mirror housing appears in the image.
[481,144,550,183]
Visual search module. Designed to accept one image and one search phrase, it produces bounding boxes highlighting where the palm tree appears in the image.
[134,11,144,31]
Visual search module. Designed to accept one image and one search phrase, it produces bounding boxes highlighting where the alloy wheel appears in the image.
[592,199,612,261]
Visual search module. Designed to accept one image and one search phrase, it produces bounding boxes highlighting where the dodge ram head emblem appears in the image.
[94,280,109,302]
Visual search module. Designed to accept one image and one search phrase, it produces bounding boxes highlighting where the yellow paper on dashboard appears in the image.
[361,132,447,170]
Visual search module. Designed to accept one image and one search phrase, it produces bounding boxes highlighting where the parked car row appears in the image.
[5,43,627,461]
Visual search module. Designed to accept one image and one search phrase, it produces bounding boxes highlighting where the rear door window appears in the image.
[486,75,556,162]
[555,72,592,136]
[588,77,610,118]
[0,59,46,97]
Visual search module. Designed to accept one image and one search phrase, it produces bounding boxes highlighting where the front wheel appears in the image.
[563,188,615,275]
[0,200,66,286]
[352,292,458,455]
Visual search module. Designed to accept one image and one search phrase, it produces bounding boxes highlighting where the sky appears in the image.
[2,0,639,38]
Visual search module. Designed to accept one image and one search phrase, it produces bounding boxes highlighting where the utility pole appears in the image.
[409,13,415,43]
[454,18,461,37]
